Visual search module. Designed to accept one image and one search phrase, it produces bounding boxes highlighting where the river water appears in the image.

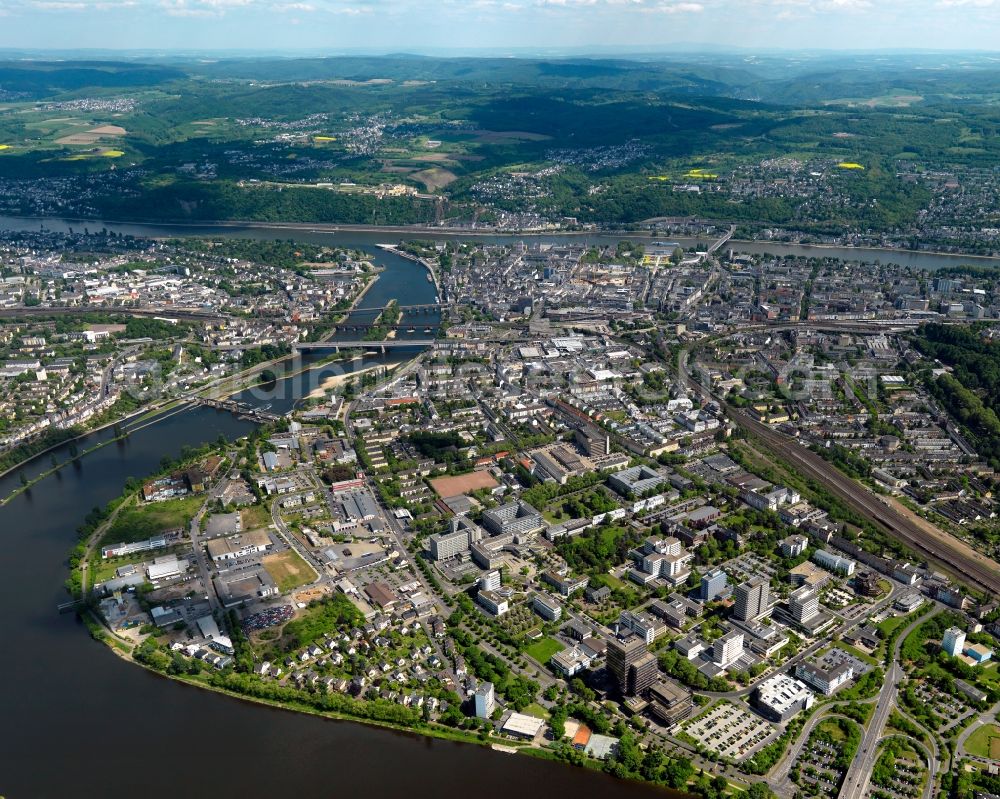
[3,214,999,271]
[0,216,681,799]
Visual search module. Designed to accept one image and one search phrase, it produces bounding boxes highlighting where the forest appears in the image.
[912,324,1000,466]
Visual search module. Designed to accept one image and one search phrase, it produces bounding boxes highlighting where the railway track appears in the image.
[681,350,1000,596]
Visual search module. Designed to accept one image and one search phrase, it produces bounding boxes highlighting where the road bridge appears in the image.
[708,224,736,254]
[294,339,437,351]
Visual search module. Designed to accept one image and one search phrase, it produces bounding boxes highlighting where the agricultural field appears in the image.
[2,53,1000,238]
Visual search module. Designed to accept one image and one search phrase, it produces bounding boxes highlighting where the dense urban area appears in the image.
[9,49,1000,799]
[0,218,995,799]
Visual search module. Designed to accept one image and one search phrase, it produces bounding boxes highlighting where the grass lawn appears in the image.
[974,662,1000,687]
[242,503,273,530]
[834,642,881,667]
[965,723,1000,759]
[100,494,203,546]
[603,574,627,590]
[263,549,315,592]
[817,719,850,742]
[522,703,550,720]
[877,614,908,637]
[90,553,151,585]
[524,637,565,664]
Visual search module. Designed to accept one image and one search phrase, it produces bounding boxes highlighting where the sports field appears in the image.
[430,471,498,497]
[263,549,316,592]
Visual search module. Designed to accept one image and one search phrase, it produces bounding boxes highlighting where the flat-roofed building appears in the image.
[788,585,820,623]
[789,561,831,589]
[609,465,664,496]
[147,554,187,582]
[501,712,546,739]
[712,631,744,667]
[482,500,544,537]
[477,590,509,616]
[812,548,856,576]
[733,577,770,621]
[474,682,495,719]
[701,568,728,602]
[780,534,809,558]
[943,627,966,657]
[429,516,484,561]
[753,674,814,722]
[550,646,593,677]
[607,633,657,697]
[648,679,693,726]
[207,530,272,563]
[618,609,664,644]
[532,592,563,622]
[795,660,853,695]
[213,567,278,608]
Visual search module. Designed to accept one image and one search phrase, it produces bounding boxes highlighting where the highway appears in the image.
[837,660,903,799]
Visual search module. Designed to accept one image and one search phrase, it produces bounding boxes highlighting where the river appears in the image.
[0,219,679,799]
[3,213,1000,271]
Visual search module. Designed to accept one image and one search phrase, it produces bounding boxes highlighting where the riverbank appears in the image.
[306,363,394,399]
[0,394,192,489]
[81,605,682,795]
[88,612,514,748]
[377,243,441,295]
[11,213,1000,264]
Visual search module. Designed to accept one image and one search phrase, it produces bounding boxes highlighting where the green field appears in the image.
[525,637,565,664]
[877,614,909,637]
[100,494,203,546]
[521,703,551,720]
[965,723,1000,759]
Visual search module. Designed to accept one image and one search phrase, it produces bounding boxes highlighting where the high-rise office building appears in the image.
[733,576,770,621]
[700,568,728,602]
[788,585,820,623]
[607,634,657,696]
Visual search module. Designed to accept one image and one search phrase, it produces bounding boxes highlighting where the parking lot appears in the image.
[910,678,974,731]
[792,734,847,797]
[682,701,778,760]
[722,553,778,585]
[241,604,294,634]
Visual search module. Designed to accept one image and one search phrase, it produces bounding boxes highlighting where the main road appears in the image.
[837,661,904,799]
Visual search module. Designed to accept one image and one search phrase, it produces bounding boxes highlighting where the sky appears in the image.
[1,0,1000,53]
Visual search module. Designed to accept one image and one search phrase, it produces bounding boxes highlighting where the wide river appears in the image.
[0,215,684,799]
[3,214,1000,270]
